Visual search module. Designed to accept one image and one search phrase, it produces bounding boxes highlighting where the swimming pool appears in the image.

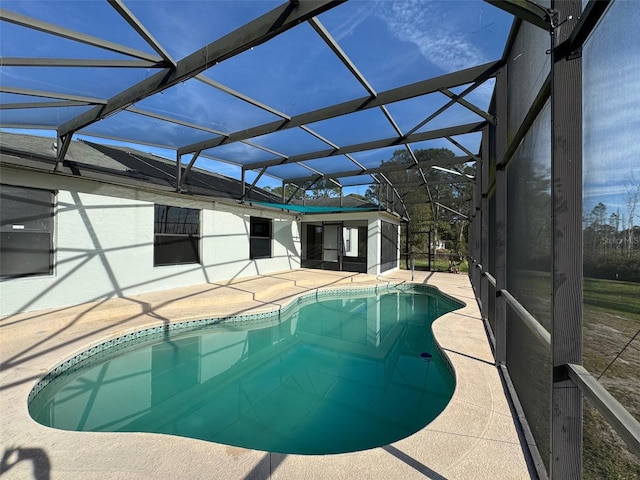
[29,285,461,454]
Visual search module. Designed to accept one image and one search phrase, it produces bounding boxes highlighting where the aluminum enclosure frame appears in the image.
[3,1,638,477]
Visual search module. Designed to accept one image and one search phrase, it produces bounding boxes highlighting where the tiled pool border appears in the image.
[27,282,462,404]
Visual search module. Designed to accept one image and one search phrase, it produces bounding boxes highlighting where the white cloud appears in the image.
[328,3,374,41]
[376,0,487,72]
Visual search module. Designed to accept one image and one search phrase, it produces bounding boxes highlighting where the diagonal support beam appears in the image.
[285,183,303,204]
[241,166,268,201]
[0,100,91,109]
[243,141,288,161]
[344,153,367,172]
[309,17,377,97]
[378,103,435,217]
[433,202,469,218]
[439,88,496,124]
[0,86,107,104]
[178,150,201,189]
[431,165,474,179]
[196,75,290,121]
[0,8,162,62]
[445,135,480,161]
[299,125,339,150]
[329,178,342,188]
[403,196,470,206]
[53,134,73,172]
[108,0,176,67]
[126,107,227,136]
[0,58,164,68]
[406,80,489,136]
[303,177,322,192]
[295,162,324,177]
[58,1,343,137]
[484,0,552,31]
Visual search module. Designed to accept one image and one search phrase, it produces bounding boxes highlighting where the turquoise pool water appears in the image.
[29,287,461,454]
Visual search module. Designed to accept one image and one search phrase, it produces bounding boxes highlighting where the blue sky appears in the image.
[0,1,515,195]
[582,0,640,226]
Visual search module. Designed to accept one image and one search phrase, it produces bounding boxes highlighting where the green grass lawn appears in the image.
[584,277,640,319]
[582,277,640,479]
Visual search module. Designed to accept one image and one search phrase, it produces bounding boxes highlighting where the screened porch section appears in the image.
[300,216,399,275]
[302,222,368,273]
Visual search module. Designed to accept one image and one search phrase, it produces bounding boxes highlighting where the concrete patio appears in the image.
[0,269,532,479]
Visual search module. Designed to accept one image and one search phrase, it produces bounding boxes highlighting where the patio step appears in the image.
[0,270,385,332]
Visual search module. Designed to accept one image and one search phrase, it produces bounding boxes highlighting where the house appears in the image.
[0,132,401,316]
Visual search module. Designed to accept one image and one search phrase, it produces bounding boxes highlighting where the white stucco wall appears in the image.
[0,167,301,316]
[368,218,382,276]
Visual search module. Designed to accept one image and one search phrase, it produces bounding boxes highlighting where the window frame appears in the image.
[249,216,272,260]
[0,184,55,279]
[153,204,201,267]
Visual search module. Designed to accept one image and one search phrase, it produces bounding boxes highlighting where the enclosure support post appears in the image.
[480,125,490,324]
[494,65,508,366]
[241,168,246,200]
[550,1,583,477]
[428,230,432,271]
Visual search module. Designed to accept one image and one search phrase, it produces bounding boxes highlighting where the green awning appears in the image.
[250,202,379,214]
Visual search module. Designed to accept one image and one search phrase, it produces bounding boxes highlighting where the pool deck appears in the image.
[1,269,533,479]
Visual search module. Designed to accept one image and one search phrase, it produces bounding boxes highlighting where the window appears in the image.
[0,184,54,278]
[154,204,200,266]
[250,216,272,259]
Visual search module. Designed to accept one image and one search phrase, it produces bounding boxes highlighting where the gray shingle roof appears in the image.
[0,132,279,203]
